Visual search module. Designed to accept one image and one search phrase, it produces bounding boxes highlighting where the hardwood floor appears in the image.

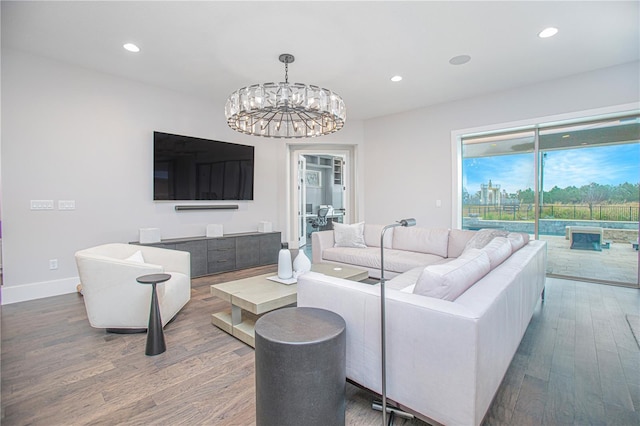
[2,268,639,425]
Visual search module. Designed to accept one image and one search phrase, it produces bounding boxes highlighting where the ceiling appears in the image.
[2,1,639,121]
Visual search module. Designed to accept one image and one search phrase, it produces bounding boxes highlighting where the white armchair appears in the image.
[75,243,191,330]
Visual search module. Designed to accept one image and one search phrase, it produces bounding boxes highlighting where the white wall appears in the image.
[0,49,364,303]
[363,61,640,229]
[3,48,636,304]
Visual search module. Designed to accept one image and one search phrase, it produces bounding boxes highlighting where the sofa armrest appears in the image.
[311,230,335,264]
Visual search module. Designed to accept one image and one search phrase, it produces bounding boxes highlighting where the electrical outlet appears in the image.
[49,259,58,270]
[436,199,442,208]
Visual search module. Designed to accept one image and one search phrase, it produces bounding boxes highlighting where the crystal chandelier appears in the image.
[225,54,346,138]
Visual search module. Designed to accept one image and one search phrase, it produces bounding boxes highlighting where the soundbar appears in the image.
[174,205,239,211]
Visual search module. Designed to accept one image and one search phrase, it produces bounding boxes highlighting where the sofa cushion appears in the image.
[323,247,381,269]
[392,227,449,257]
[447,229,476,258]
[413,250,491,301]
[479,237,512,269]
[384,250,448,273]
[322,247,446,274]
[333,222,367,248]
[464,228,510,250]
[364,224,394,248]
[386,266,425,291]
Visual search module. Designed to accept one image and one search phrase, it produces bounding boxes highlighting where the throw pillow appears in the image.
[507,232,529,252]
[480,237,512,269]
[413,250,490,301]
[333,222,367,248]
[125,250,145,263]
[464,228,509,250]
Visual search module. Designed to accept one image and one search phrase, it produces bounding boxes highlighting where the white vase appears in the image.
[277,247,293,279]
[293,250,311,276]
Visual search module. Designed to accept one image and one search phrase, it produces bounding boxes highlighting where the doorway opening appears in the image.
[288,145,355,259]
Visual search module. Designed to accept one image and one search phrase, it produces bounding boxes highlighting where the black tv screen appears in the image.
[153,131,254,200]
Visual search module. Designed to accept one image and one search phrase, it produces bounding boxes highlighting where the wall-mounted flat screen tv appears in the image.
[154,131,254,201]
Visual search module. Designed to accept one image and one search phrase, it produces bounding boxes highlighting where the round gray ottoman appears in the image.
[254,307,346,426]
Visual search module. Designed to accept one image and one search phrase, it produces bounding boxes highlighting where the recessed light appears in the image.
[391,75,403,82]
[562,134,570,138]
[538,27,558,38]
[123,43,140,53]
[449,55,471,66]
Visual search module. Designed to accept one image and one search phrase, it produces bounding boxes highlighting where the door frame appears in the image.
[451,102,640,287]
[297,155,307,247]
[451,102,640,229]
[287,144,357,249]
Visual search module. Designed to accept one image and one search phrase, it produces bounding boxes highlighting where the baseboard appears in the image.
[1,277,79,305]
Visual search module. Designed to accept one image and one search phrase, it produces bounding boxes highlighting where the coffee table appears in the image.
[210,263,368,347]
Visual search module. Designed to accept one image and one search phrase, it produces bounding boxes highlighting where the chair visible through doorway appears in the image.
[308,207,329,237]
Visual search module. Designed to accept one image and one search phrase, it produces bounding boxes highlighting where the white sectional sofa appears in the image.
[299,224,547,426]
[312,224,481,279]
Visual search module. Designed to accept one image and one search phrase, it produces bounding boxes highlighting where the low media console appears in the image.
[132,231,281,277]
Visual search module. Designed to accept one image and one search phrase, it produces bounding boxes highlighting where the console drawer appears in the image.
[208,238,236,273]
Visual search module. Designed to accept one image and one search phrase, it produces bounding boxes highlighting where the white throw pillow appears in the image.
[507,232,529,252]
[464,228,510,250]
[413,250,490,301]
[480,237,512,269]
[125,250,145,263]
[333,222,367,248]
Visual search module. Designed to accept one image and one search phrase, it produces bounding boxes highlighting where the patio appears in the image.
[543,234,639,286]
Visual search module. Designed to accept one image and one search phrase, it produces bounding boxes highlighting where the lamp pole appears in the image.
[380,218,416,426]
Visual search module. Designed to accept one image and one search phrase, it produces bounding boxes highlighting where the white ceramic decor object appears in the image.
[293,250,311,277]
[258,221,273,233]
[277,246,293,279]
[206,224,224,238]
[139,228,161,244]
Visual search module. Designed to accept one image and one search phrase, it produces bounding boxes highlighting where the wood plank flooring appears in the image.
[1,268,639,425]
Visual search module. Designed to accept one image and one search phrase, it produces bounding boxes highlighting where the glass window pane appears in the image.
[460,114,639,287]
[462,131,535,233]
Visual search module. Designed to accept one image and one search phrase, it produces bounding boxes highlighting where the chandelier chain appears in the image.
[284,62,289,84]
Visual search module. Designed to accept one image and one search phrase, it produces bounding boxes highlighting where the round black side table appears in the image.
[254,307,346,426]
[136,273,171,356]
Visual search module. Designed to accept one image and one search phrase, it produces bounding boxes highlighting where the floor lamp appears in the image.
[377,218,416,426]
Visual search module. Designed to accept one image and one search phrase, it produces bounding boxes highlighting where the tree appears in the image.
[581,183,611,220]
[611,182,639,203]
[517,188,535,204]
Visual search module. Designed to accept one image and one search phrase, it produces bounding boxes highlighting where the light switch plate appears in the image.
[31,200,54,210]
[58,200,76,210]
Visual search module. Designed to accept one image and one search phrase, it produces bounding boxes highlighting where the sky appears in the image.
[463,143,640,196]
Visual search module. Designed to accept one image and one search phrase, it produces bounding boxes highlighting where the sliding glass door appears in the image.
[461,114,639,287]
[537,118,639,285]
